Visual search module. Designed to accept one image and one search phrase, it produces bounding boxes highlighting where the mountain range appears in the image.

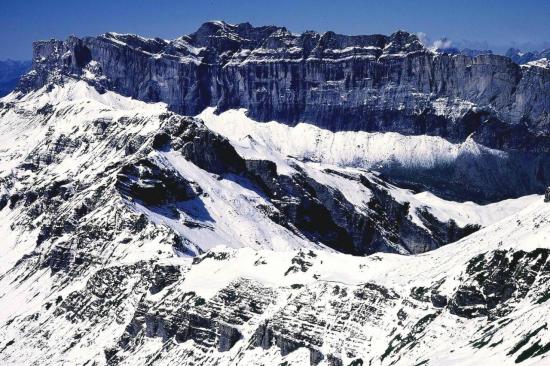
[0,21,549,365]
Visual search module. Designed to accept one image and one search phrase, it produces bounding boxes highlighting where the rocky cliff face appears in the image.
[18,21,550,201]
[22,22,550,143]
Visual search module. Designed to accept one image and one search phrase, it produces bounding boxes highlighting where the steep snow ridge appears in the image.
[297,162,374,209]
[199,108,503,171]
[0,80,372,274]
[298,162,538,230]
[199,107,534,229]
[5,79,168,112]
[0,208,39,274]
[0,81,165,179]
[389,187,540,228]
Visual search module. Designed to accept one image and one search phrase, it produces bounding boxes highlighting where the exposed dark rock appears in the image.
[430,292,448,308]
[381,312,440,361]
[448,249,550,319]
[178,124,246,175]
[416,207,481,244]
[116,158,201,205]
[245,160,482,254]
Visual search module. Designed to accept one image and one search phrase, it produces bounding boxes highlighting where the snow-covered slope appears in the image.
[2,80,530,263]
[0,81,318,266]
[200,108,470,171]
[0,193,548,365]
[199,107,549,203]
[0,79,548,365]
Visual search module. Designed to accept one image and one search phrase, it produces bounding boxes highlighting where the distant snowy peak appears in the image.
[506,47,550,65]
[0,59,31,97]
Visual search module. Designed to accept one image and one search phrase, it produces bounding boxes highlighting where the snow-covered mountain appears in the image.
[0,98,548,363]
[2,80,502,260]
[505,47,550,66]
[0,22,549,365]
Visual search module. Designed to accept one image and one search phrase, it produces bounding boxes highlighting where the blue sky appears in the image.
[2,0,550,59]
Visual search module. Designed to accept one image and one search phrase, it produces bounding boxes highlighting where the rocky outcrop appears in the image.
[448,249,550,319]
[3,246,549,365]
[116,158,202,205]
